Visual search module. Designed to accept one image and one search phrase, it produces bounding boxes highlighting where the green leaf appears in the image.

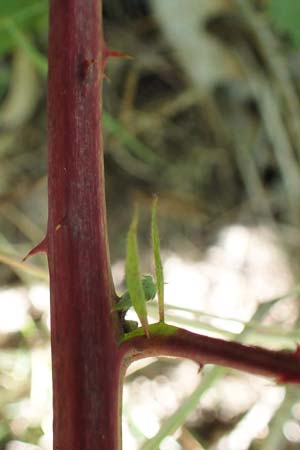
[151,195,164,322]
[113,291,131,312]
[114,275,156,312]
[141,275,157,301]
[126,208,150,337]
[267,0,300,46]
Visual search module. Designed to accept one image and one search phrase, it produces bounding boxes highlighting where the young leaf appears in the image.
[113,275,156,312]
[113,291,131,312]
[141,275,157,301]
[126,208,150,338]
[151,195,164,322]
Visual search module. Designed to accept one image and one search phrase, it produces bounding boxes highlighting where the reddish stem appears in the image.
[47,1,123,449]
[121,328,300,384]
[46,2,300,449]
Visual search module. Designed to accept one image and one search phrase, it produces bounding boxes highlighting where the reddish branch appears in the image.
[121,329,300,384]
[45,1,300,450]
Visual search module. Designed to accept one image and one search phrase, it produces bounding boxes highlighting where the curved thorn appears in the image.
[22,236,48,262]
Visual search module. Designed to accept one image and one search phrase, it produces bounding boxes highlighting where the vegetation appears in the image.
[1,1,300,450]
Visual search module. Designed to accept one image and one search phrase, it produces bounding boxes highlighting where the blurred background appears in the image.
[1,0,300,449]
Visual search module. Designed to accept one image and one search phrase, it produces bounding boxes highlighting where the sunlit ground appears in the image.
[0,224,299,450]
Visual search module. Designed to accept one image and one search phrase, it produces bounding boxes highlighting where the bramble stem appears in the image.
[46,3,300,449]
[47,1,123,449]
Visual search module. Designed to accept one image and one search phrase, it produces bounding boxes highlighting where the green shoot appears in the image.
[114,275,156,312]
[151,195,164,322]
[126,208,150,338]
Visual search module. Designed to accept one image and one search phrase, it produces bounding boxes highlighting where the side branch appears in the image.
[121,326,300,383]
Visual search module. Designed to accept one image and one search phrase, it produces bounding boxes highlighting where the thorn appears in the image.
[105,48,134,61]
[83,46,134,81]
[102,43,134,70]
[22,237,48,262]
[294,343,300,356]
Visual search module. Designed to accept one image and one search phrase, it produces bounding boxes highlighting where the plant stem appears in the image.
[121,326,300,383]
[46,3,300,449]
[47,1,123,449]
